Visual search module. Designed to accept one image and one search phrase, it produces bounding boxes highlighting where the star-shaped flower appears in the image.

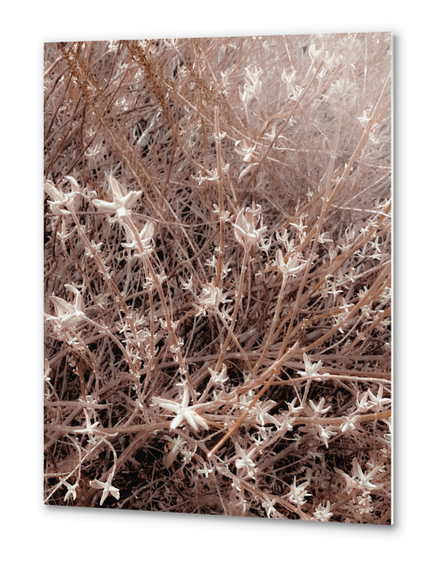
[261,494,277,518]
[196,283,232,316]
[233,206,267,250]
[44,180,79,216]
[60,478,79,502]
[197,463,214,478]
[208,364,228,386]
[253,400,279,426]
[73,409,100,442]
[275,249,305,278]
[235,443,256,476]
[313,501,333,522]
[90,473,120,506]
[121,221,154,252]
[152,385,209,431]
[93,175,141,219]
[234,139,257,162]
[309,397,331,417]
[340,414,360,433]
[45,284,85,330]
[353,459,381,492]
[286,476,311,508]
[297,353,325,380]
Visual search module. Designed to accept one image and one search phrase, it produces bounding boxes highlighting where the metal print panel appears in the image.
[44,33,392,523]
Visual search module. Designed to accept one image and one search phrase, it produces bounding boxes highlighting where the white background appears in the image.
[1,1,430,560]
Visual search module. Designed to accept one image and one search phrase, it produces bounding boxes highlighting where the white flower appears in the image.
[205,169,219,182]
[182,275,194,291]
[315,424,337,448]
[164,435,187,469]
[356,391,370,413]
[197,283,231,314]
[90,473,120,506]
[212,205,232,223]
[235,443,256,477]
[309,44,321,61]
[253,400,278,426]
[282,69,297,98]
[239,389,255,410]
[208,364,228,385]
[275,249,305,278]
[73,409,99,444]
[60,478,79,502]
[231,477,242,492]
[264,122,277,141]
[85,140,103,159]
[56,220,77,243]
[327,281,343,301]
[122,221,154,252]
[44,181,79,216]
[46,284,85,330]
[44,359,51,383]
[244,65,263,97]
[192,172,206,186]
[197,463,214,478]
[279,415,294,433]
[93,175,141,219]
[356,492,373,515]
[285,397,303,415]
[261,494,277,518]
[367,385,391,410]
[353,459,381,492]
[289,217,308,237]
[309,397,331,417]
[358,110,371,128]
[181,444,197,465]
[234,140,257,163]
[298,353,324,379]
[313,501,333,522]
[238,162,259,181]
[205,255,218,270]
[233,206,267,250]
[334,467,358,493]
[152,385,209,431]
[286,476,311,508]
[239,87,253,105]
[340,414,360,433]
[335,459,383,494]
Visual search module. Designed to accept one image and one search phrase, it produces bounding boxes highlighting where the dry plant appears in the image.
[44,33,392,524]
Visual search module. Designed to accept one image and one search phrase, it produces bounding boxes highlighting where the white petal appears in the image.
[238,162,258,180]
[153,397,181,413]
[190,411,209,430]
[93,199,117,213]
[108,175,124,199]
[170,412,184,430]
[50,296,75,316]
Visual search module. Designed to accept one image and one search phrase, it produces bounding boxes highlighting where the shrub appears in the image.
[44,33,391,523]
